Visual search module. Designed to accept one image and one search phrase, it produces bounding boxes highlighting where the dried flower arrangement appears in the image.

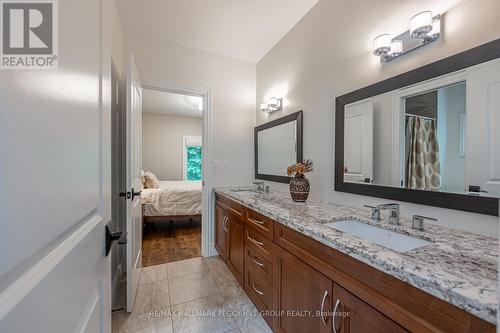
[287,159,314,177]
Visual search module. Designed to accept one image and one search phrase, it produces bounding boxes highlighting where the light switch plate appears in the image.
[223,160,230,170]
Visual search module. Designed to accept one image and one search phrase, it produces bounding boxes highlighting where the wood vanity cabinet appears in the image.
[275,247,333,333]
[215,194,245,285]
[214,194,495,333]
[214,205,228,261]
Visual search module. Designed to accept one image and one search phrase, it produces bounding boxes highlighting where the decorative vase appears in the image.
[289,174,310,202]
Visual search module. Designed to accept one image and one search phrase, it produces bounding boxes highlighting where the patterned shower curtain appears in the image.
[405,116,441,191]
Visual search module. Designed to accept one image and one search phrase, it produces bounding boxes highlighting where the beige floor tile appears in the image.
[112,309,173,333]
[171,294,238,333]
[141,264,168,284]
[132,280,171,316]
[205,256,240,291]
[166,257,208,279]
[239,315,273,333]
[168,271,219,305]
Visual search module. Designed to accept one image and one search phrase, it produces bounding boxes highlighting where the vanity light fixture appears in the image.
[260,97,282,113]
[373,11,442,62]
[373,34,392,56]
[409,11,433,39]
[390,40,403,56]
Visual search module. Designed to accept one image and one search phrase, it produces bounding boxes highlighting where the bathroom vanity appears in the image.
[214,188,496,333]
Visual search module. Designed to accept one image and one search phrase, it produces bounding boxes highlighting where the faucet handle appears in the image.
[412,215,437,230]
[363,205,380,220]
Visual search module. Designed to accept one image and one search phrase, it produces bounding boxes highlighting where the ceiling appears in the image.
[142,89,203,118]
[116,0,319,63]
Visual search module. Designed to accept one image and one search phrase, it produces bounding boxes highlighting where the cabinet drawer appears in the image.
[216,193,244,219]
[245,259,273,311]
[246,227,274,261]
[246,244,272,278]
[246,209,274,239]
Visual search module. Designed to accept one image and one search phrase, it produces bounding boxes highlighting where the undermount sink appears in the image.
[325,219,431,252]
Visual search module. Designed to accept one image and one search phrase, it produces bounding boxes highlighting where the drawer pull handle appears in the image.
[252,283,264,295]
[251,218,265,225]
[223,216,229,232]
[248,236,264,246]
[333,298,340,333]
[251,255,264,267]
[320,290,329,326]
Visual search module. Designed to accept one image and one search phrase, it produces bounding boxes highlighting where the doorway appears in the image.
[141,87,204,266]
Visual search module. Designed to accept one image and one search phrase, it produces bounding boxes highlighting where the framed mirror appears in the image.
[335,39,500,216]
[255,111,303,183]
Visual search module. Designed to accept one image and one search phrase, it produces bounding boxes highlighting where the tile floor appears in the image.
[112,256,273,333]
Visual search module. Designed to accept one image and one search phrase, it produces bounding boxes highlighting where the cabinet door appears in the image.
[276,248,332,333]
[332,283,408,333]
[226,212,244,284]
[215,205,227,261]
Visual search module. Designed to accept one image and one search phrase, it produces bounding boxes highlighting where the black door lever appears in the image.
[131,188,142,200]
[106,223,123,256]
[119,191,131,199]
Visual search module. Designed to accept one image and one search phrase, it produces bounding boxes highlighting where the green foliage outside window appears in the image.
[187,146,202,180]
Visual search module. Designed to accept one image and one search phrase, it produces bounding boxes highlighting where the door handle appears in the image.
[252,283,264,295]
[248,236,264,247]
[320,290,329,326]
[119,191,131,199]
[332,298,341,333]
[250,255,264,268]
[131,188,142,200]
[105,223,123,256]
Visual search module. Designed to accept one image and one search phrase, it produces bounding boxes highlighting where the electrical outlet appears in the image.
[223,160,230,170]
[213,160,220,170]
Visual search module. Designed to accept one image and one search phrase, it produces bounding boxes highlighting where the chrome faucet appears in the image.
[253,181,269,197]
[253,181,265,193]
[377,203,400,225]
[363,205,381,220]
[412,215,437,230]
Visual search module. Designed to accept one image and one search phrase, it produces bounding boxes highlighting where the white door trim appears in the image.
[141,79,214,257]
[391,71,468,187]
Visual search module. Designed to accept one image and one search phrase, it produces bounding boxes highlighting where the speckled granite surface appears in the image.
[214,187,498,324]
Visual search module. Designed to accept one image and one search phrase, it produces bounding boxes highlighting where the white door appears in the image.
[467,59,500,196]
[126,55,143,312]
[0,0,112,332]
[344,101,374,183]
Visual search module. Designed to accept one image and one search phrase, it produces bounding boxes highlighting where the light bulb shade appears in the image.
[390,40,403,55]
[373,34,392,56]
[268,97,279,107]
[429,18,441,38]
[410,11,433,38]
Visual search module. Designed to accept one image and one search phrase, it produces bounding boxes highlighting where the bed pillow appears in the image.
[143,171,160,189]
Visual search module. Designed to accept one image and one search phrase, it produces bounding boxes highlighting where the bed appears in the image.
[141,180,202,222]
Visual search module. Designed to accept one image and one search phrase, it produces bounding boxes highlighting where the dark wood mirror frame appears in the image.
[255,110,303,183]
[335,39,500,216]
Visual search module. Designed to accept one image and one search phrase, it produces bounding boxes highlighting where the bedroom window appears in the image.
[183,135,202,181]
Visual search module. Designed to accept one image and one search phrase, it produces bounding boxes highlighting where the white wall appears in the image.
[438,83,466,192]
[124,37,256,187]
[256,0,499,237]
[142,113,203,180]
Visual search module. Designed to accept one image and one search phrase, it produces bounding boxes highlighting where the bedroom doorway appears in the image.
[140,80,211,267]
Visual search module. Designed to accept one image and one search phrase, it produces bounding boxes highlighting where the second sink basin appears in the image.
[324,219,431,252]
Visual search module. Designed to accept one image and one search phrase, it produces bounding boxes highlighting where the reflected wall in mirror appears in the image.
[344,80,470,194]
[336,39,500,216]
[255,111,303,183]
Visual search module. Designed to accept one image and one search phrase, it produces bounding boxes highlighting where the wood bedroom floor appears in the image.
[142,218,202,267]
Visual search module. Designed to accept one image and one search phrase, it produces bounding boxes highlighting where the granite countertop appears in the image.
[214,187,498,324]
